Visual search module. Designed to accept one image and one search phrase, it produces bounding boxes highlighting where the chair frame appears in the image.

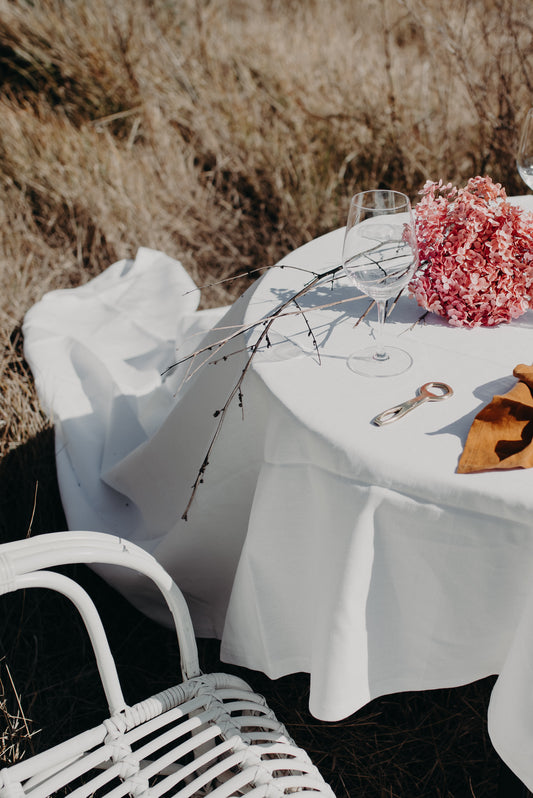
[0,531,335,798]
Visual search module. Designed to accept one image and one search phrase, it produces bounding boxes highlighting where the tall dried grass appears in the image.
[1,0,532,794]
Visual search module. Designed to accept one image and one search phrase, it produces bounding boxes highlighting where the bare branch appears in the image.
[181,311,281,520]
[165,262,346,378]
[180,260,379,519]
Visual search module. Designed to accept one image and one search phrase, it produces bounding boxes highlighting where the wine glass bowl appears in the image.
[517,108,533,190]
[344,220,416,300]
[342,190,419,377]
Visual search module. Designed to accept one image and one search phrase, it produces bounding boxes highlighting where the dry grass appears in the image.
[1,0,532,794]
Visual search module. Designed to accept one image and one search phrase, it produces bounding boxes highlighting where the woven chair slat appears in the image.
[198,675,254,694]
[202,765,285,798]
[217,699,270,713]
[130,725,227,781]
[257,757,315,773]
[242,743,305,759]
[213,685,263,694]
[3,726,107,785]
[59,760,125,798]
[154,750,252,798]
[264,765,322,781]
[237,735,296,749]
[230,720,283,730]
[135,745,243,798]
[75,772,129,798]
[23,758,119,798]
[214,690,268,706]
[147,736,238,788]
[119,701,218,749]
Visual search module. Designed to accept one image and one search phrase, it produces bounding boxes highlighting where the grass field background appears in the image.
[1,0,532,794]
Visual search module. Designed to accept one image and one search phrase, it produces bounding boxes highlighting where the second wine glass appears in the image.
[342,189,419,377]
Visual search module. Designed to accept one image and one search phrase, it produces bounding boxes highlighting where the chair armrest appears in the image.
[0,530,200,680]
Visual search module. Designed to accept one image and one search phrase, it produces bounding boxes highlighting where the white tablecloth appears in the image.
[23,196,533,789]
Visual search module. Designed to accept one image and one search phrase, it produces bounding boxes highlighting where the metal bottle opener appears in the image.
[371,381,453,427]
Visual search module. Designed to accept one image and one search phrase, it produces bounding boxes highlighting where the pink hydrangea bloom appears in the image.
[409,176,533,327]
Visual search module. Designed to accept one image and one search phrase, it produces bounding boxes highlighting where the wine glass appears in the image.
[342,189,419,377]
[517,108,533,190]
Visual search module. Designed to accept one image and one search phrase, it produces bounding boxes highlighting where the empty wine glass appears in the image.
[342,189,419,377]
[517,108,533,190]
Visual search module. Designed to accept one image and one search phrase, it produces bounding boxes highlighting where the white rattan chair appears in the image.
[0,531,335,798]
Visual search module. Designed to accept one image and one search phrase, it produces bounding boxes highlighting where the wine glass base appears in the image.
[347,345,413,377]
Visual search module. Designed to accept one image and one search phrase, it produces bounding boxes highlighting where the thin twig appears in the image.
[405,309,429,331]
[26,482,38,538]
[292,297,321,364]
[354,299,376,326]
[182,260,342,296]
[182,266,270,294]
[5,664,32,746]
[386,289,405,317]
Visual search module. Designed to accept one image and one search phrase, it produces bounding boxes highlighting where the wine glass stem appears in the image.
[374,300,389,362]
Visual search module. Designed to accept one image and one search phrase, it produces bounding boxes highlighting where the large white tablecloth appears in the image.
[23,197,533,789]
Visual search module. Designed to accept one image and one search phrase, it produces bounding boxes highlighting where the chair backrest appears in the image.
[0,531,336,798]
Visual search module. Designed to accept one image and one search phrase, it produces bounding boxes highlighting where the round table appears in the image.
[23,195,533,790]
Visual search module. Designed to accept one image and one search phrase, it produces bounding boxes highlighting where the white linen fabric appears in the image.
[23,198,533,790]
[23,247,272,635]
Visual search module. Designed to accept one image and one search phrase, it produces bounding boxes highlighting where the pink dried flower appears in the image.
[409,176,533,327]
